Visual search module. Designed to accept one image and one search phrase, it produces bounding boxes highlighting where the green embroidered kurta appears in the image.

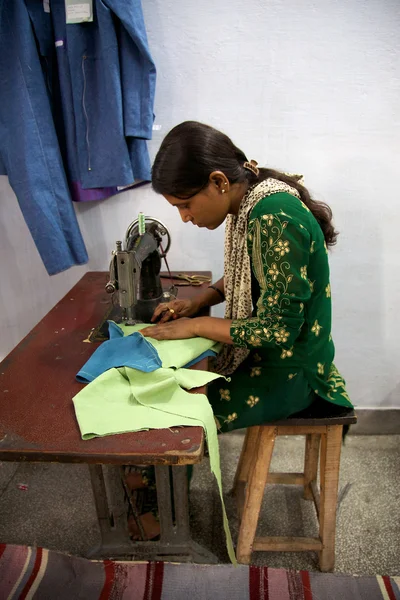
[208,192,353,432]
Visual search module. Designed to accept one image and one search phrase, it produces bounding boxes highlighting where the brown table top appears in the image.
[0,272,212,465]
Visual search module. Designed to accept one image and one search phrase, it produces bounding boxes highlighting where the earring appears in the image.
[222,189,226,194]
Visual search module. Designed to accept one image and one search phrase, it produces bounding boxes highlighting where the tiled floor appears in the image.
[0,434,399,576]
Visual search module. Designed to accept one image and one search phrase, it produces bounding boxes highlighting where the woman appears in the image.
[141,121,353,432]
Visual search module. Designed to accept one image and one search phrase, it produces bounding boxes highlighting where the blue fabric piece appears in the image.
[107,320,217,367]
[76,333,162,383]
[77,321,218,383]
[108,321,125,340]
[183,350,217,368]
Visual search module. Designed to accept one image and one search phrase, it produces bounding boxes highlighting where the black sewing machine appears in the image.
[105,215,175,324]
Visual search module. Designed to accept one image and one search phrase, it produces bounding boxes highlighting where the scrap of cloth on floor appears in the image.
[72,365,236,563]
[76,321,219,383]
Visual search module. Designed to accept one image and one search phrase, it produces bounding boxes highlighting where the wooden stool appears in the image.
[233,407,357,571]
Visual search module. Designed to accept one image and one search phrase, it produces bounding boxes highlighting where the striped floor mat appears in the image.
[0,544,398,599]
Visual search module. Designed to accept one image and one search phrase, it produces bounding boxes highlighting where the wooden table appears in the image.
[0,271,216,563]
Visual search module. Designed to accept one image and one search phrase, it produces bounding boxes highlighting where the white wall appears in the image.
[1,0,399,408]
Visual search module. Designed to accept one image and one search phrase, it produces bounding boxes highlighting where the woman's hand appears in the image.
[141,318,198,340]
[151,298,199,323]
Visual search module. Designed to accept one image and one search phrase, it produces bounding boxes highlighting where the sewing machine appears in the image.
[105,215,175,323]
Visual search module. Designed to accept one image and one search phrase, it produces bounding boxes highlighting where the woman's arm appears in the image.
[194,276,225,310]
[193,316,233,344]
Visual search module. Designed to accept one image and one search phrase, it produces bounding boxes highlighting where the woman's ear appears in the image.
[209,171,229,193]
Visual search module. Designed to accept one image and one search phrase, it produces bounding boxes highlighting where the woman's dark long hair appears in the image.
[152,121,338,246]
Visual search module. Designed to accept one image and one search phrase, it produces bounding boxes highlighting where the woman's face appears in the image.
[164,183,230,230]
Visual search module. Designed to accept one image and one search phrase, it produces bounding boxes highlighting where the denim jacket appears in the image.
[0,0,156,274]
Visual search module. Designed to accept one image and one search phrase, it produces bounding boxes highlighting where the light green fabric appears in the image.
[114,322,222,369]
[72,366,236,564]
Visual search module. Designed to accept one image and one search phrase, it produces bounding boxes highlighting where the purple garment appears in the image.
[70,180,149,202]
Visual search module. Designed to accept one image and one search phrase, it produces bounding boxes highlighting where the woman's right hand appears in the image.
[151,298,200,323]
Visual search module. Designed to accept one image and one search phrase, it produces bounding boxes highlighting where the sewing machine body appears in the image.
[106,216,173,323]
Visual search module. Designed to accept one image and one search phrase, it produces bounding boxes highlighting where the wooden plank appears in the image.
[235,481,246,521]
[253,536,323,552]
[303,434,321,500]
[311,480,320,517]
[267,472,305,485]
[266,407,357,426]
[233,427,260,495]
[236,427,277,564]
[277,425,327,435]
[319,425,342,572]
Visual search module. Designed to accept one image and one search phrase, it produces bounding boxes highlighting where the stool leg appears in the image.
[303,434,321,500]
[319,425,342,572]
[233,426,260,495]
[236,426,277,564]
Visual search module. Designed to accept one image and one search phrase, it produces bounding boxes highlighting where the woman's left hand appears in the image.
[140,318,198,340]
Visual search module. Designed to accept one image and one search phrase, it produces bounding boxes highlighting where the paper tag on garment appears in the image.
[43,0,50,13]
[117,183,135,192]
[65,0,93,23]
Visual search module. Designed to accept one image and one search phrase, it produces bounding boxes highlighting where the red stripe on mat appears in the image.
[249,566,269,600]
[301,571,313,600]
[144,562,164,600]
[100,560,115,600]
[19,547,42,600]
[0,544,6,560]
[383,576,397,600]
[152,562,164,600]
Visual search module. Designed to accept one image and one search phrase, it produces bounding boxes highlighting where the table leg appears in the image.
[87,464,217,564]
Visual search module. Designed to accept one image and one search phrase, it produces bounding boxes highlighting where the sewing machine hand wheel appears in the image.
[124,216,171,255]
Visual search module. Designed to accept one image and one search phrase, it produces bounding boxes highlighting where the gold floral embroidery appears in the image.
[299,303,304,313]
[327,364,351,403]
[267,292,280,307]
[225,413,238,423]
[325,283,331,298]
[300,266,307,280]
[281,347,294,359]
[262,214,274,226]
[317,362,325,375]
[246,395,260,407]
[288,373,297,380]
[249,335,262,347]
[308,280,315,293]
[310,241,315,253]
[274,327,289,343]
[328,333,332,342]
[268,263,279,281]
[250,367,262,377]
[276,240,290,256]
[253,353,262,362]
[219,389,231,401]
[233,211,304,351]
[262,328,272,340]
[311,320,322,336]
